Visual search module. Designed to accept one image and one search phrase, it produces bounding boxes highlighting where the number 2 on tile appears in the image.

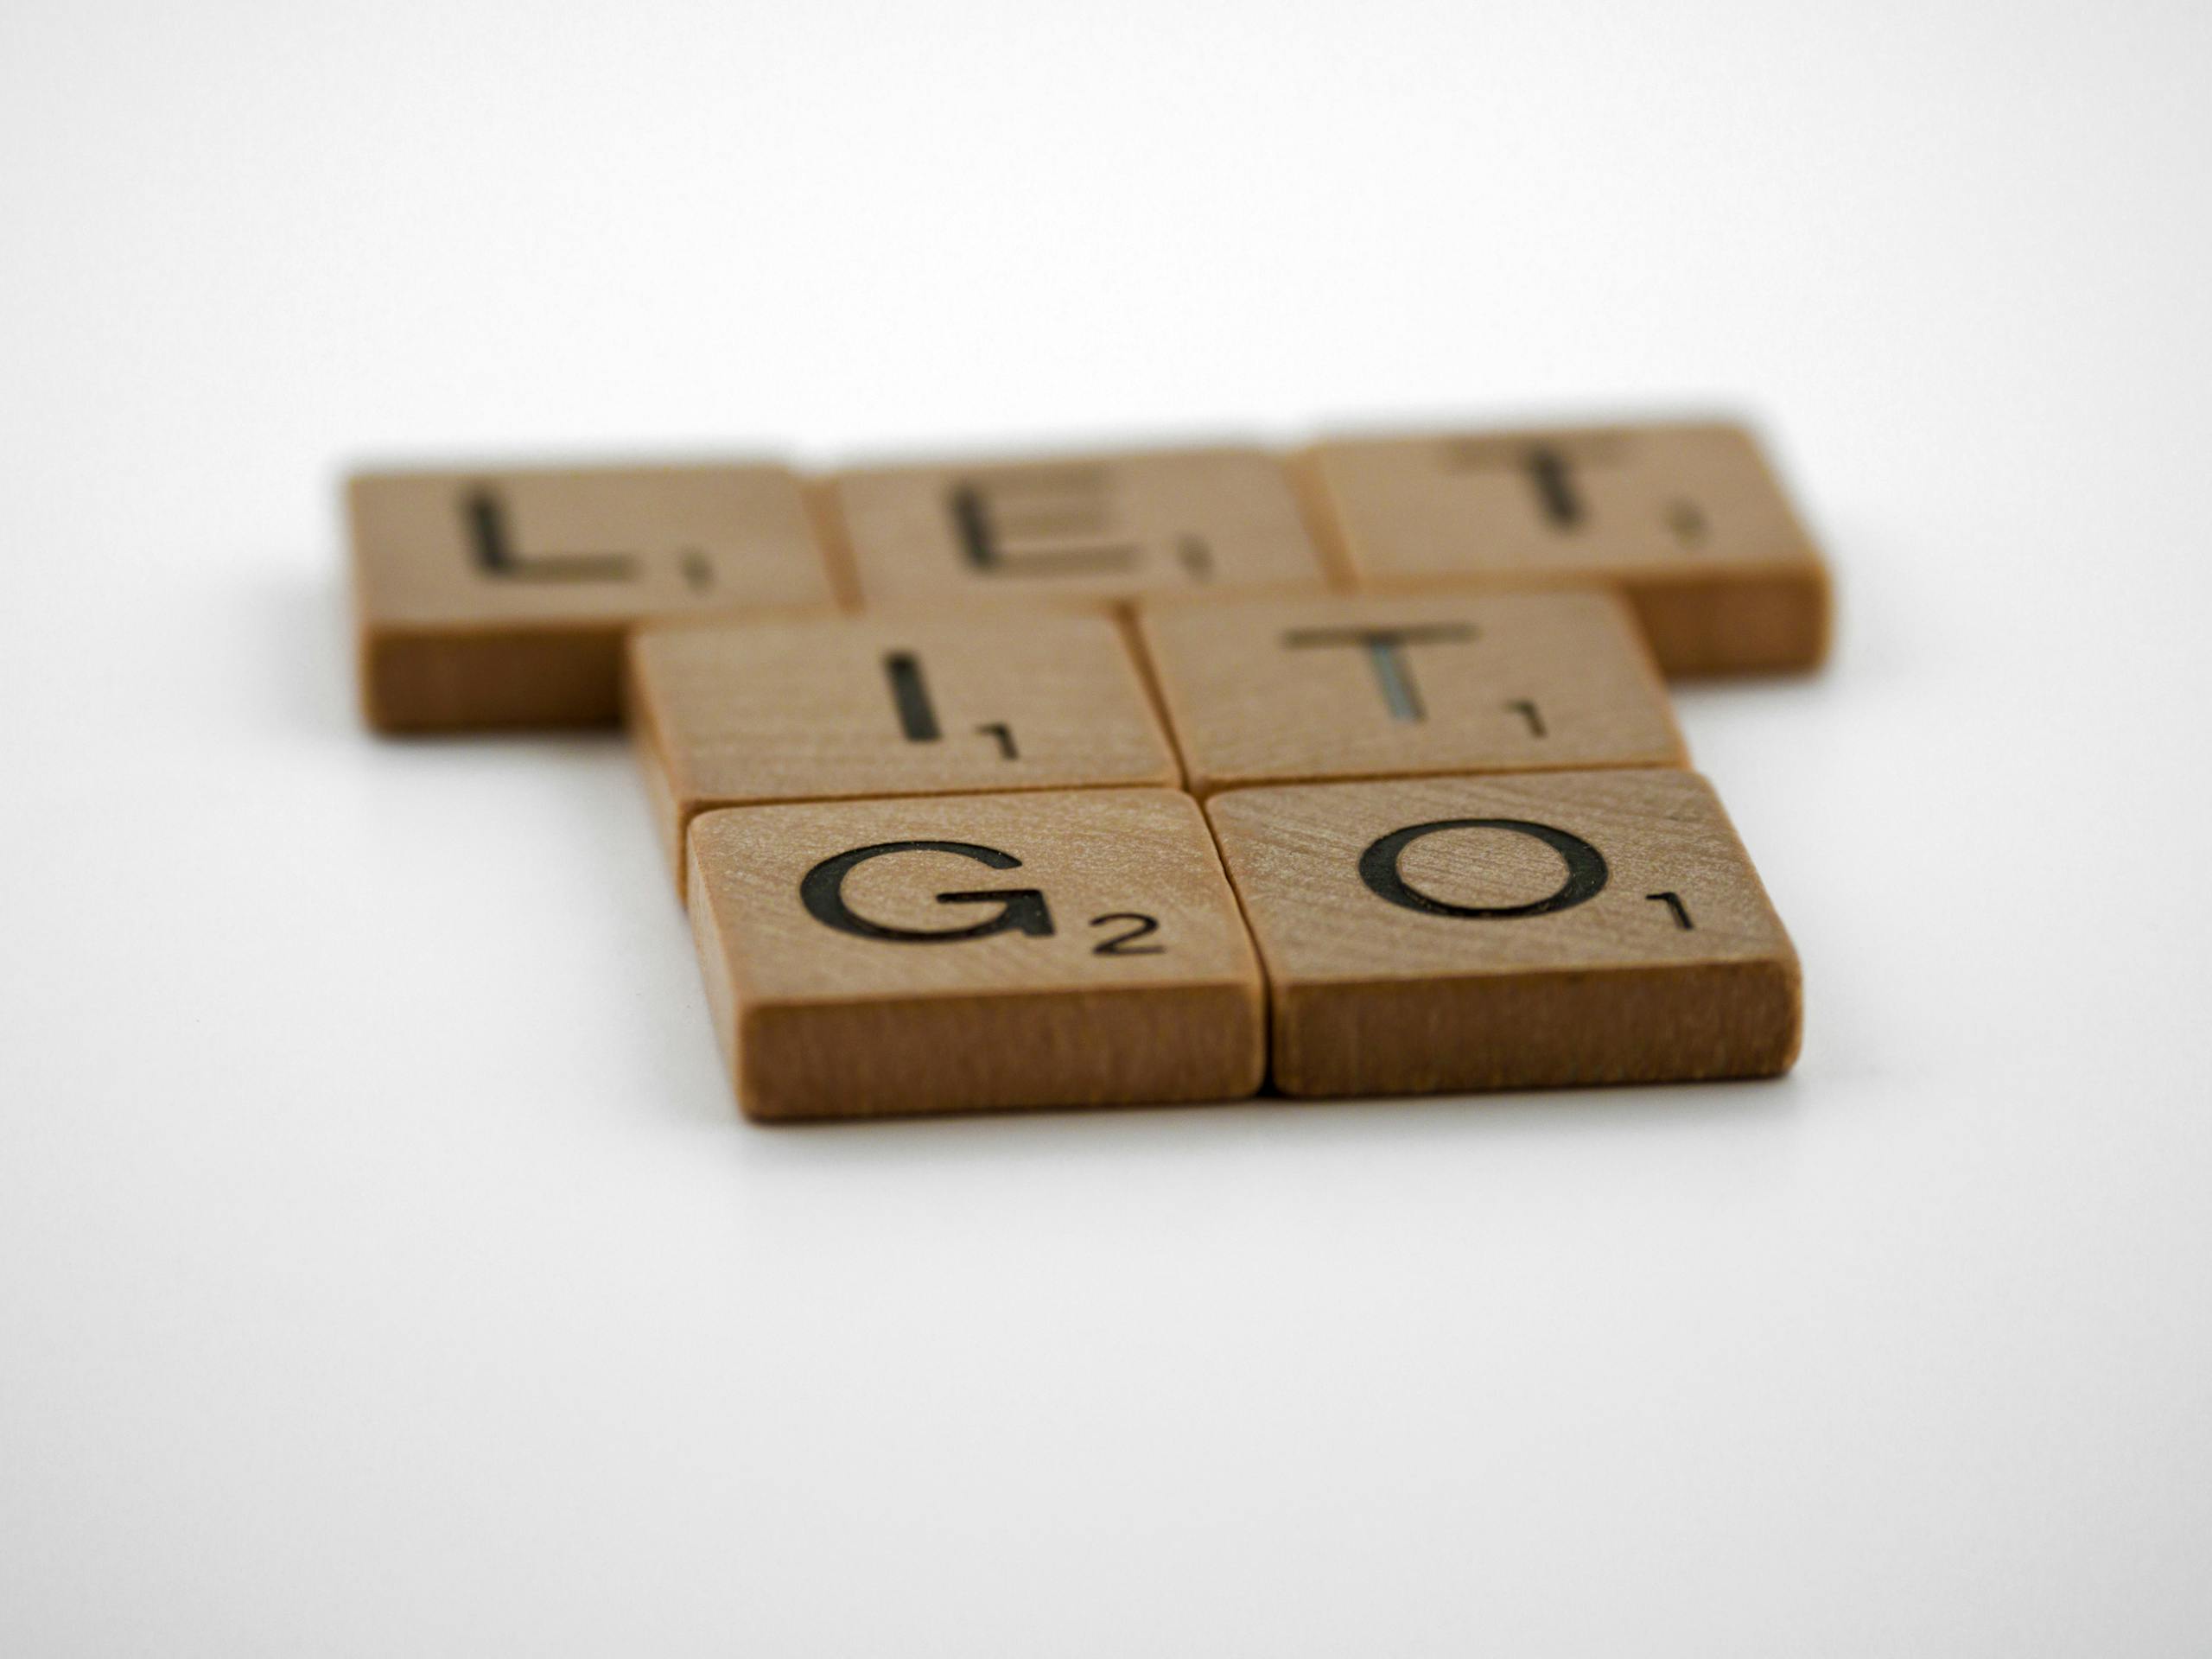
[1090,912,1164,956]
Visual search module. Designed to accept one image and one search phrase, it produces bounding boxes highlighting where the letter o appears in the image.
[1357,817,1608,918]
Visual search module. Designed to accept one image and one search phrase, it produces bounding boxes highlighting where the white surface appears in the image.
[3,0,2209,1651]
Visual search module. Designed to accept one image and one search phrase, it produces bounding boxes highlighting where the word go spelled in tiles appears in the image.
[348,417,1828,1119]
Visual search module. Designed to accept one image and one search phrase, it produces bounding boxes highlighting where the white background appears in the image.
[3,0,2209,1652]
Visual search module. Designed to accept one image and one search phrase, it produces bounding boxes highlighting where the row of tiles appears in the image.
[629,587,1686,895]
[352,420,1832,730]
[686,772,1801,1121]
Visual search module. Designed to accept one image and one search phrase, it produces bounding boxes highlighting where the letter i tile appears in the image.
[627,610,1181,893]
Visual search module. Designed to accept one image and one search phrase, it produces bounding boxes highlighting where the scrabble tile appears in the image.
[825,447,1331,610]
[1135,587,1686,798]
[687,789,1265,1120]
[628,610,1181,893]
[350,461,836,731]
[1301,421,1830,675]
[1206,770,1801,1096]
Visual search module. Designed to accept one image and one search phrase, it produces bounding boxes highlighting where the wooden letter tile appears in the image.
[351,461,836,731]
[1206,770,1801,1096]
[628,610,1181,893]
[1301,421,1830,675]
[824,447,1329,610]
[687,789,1266,1119]
[1135,587,1686,797]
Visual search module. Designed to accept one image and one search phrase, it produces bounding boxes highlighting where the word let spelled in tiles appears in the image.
[349,416,1827,1118]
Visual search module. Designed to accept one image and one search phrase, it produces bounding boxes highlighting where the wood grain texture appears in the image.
[825,447,1329,610]
[628,610,1183,894]
[1300,421,1831,676]
[686,789,1266,1120]
[1205,770,1801,1096]
[350,461,836,731]
[1134,586,1686,797]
